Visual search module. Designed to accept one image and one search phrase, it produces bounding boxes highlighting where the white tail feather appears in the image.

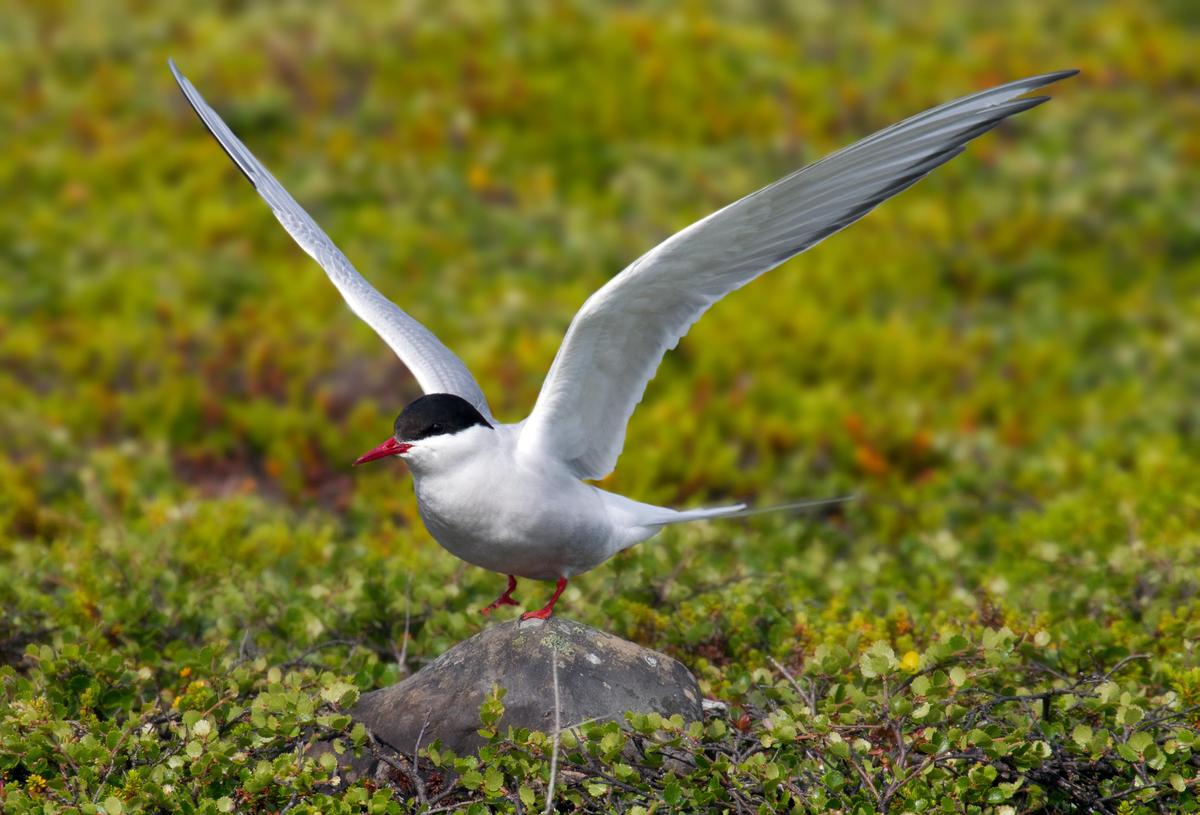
[645,495,856,526]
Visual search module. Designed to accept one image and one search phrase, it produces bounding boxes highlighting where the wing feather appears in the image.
[519,71,1076,479]
[169,60,493,421]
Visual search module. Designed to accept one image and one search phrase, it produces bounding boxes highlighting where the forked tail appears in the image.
[644,495,856,526]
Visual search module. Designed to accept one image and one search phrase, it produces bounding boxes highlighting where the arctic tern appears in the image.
[170,60,1075,619]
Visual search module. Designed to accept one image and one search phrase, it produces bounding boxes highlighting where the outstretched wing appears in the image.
[169,60,494,421]
[519,70,1077,479]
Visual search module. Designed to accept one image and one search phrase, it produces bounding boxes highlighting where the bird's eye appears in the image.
[430,423,443,435]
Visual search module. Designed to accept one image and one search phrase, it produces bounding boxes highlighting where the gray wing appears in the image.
[169,60,493,421]
[519,70,1077,479]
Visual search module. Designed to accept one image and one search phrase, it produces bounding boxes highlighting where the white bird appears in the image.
[170,61,1075,619]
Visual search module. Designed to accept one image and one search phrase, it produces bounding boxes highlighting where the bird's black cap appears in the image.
[394,394,493,442]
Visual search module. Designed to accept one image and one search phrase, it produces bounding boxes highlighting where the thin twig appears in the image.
[367,732,428,805]
[544,650,561,815]
[1101,653,1151,681]
[278,736,311,814]
[424,798,485,814]
[768,656,814,713]
[395,573,412,673]
[653,551,694,604]
[279,638,361,670]
[413,709,431,776]
[845,748,881,808]
[91,726,133,802]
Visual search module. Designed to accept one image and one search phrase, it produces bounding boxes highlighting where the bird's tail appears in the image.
[643,495,855,526]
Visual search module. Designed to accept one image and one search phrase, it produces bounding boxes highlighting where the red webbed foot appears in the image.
[480,575,519,615]
[519,577,568,621]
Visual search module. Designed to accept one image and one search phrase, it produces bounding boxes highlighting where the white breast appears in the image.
[408,425,622,580]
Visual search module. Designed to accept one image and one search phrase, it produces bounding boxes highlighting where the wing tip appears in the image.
[1010,68,1079,92]
[1001,94,1052,115]
[1039,68,1081,84]
[168,59,258,187]
[167,57,188,90]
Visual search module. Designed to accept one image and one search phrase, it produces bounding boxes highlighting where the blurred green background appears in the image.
[2,0,1199,722]
[4,0,1197,601]
[2,0,1200,810]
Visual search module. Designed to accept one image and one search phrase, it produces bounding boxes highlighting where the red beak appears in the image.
[354,437,412,466]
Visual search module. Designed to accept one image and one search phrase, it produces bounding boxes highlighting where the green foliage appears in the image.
[1,0,1198,812]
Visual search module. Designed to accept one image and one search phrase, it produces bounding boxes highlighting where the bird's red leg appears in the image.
[520,577,568,621]
[480,575,520,615]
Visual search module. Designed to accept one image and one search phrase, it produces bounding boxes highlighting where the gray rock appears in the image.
[352,616,701,757]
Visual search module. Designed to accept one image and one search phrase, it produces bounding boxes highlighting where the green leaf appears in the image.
[1120,705,1145,726]
[519,785,536,808]
[986,787,1012,803]
[320,681,359,707]
[600,731,623,756]
[828,738,850,759]
[1128,731,1154,754]
[859,651,879,678]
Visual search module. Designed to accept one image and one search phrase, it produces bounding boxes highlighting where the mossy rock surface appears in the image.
[352,617,701,756]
